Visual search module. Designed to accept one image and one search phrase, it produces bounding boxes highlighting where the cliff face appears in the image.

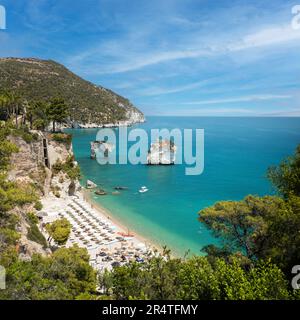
[8,134,48,191]
[0,57,145,126]
[125,108,145,125]
[7,131,80,258]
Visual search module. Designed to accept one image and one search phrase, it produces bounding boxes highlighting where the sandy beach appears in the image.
[40,187,163,271]
[81,187,163,254]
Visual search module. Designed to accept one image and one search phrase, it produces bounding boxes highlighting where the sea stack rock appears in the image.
[90,141,115,159]
[147,139,177,165]
[90,141,100,159]
[86,180,97,189]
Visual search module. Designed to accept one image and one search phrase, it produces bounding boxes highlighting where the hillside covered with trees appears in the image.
[0,58,144,125]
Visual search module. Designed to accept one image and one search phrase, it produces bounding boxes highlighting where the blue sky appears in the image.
[0,0,300,116]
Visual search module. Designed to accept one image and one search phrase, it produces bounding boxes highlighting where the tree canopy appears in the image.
[45,218,71,246]
[198,144,300,274]
[46,98,69,132]
[268,145,300,198]
[99,255,292,300]
[0,246,97,300]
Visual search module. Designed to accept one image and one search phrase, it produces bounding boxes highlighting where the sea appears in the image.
[66,116,300,256]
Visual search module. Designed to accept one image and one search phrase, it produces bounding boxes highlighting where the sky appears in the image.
[0,0,300,116]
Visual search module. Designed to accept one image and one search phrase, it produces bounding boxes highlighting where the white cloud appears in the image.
[136,79,213,96]
[68,22,300,75]
[230,24,300,51]
[70,48,210,75]
[181,94,292,106]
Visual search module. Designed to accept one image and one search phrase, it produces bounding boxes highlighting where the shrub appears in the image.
[51,133,72,146]
[12,126,39,144]
[26,212,47,248]
[45,218,71,246]
[34,201,43,211]
[0,228,20,246]
[27,224,48,248]
[33,119,48,131]
[27,212,39,224]
[52,160,63,174]
[52,156,80,181]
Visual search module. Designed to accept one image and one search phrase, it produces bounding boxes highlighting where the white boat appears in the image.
[139,186,149,193]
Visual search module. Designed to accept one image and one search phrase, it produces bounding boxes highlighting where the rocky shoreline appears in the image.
[67,110,146,129]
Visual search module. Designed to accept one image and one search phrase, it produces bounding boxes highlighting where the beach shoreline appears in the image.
[40,188,164,270]
[81,187,164,255]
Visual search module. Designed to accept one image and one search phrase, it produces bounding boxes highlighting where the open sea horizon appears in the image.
[67,116,300,256]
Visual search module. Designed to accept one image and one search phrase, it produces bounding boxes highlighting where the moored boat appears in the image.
[139,186,149,193]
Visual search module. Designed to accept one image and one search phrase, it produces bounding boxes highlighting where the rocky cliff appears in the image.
[7,131,80,259]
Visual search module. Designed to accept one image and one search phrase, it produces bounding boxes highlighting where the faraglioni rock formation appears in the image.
[147,139,177,165]
[90,141,115,159]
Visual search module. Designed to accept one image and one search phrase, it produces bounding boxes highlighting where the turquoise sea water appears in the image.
[67,117,300,256]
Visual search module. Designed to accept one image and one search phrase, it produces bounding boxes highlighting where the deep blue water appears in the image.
[67,117,300,256]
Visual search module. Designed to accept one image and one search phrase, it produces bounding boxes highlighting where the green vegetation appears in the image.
[26,212,47,248]
[0,91,24,126]
[99,254,291,300]
[0,124,40,255]
[198,145,300,275]
[1,90,70,133]
[28,100,49,130]
[34,200,43,211]
[52,155,81,181]
[46,98,69,132]
[94,145,300,300]
[45,218,71,246]
[11,125,39,143]
[0,58,143,125]
[268,145,300,198]
[0,121,97,300]
[51,132,72,146]
[0,246,97,300]
[0,71,299,300]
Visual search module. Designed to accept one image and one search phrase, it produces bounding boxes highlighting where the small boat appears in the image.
[114,186,128,190]
[95,189,107,196]
[139,186,149,193]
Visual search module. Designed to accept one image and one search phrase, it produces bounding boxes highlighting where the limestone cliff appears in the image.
[7,131,80,259]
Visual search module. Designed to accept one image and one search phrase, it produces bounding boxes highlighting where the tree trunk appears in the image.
[53,120,56,132]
